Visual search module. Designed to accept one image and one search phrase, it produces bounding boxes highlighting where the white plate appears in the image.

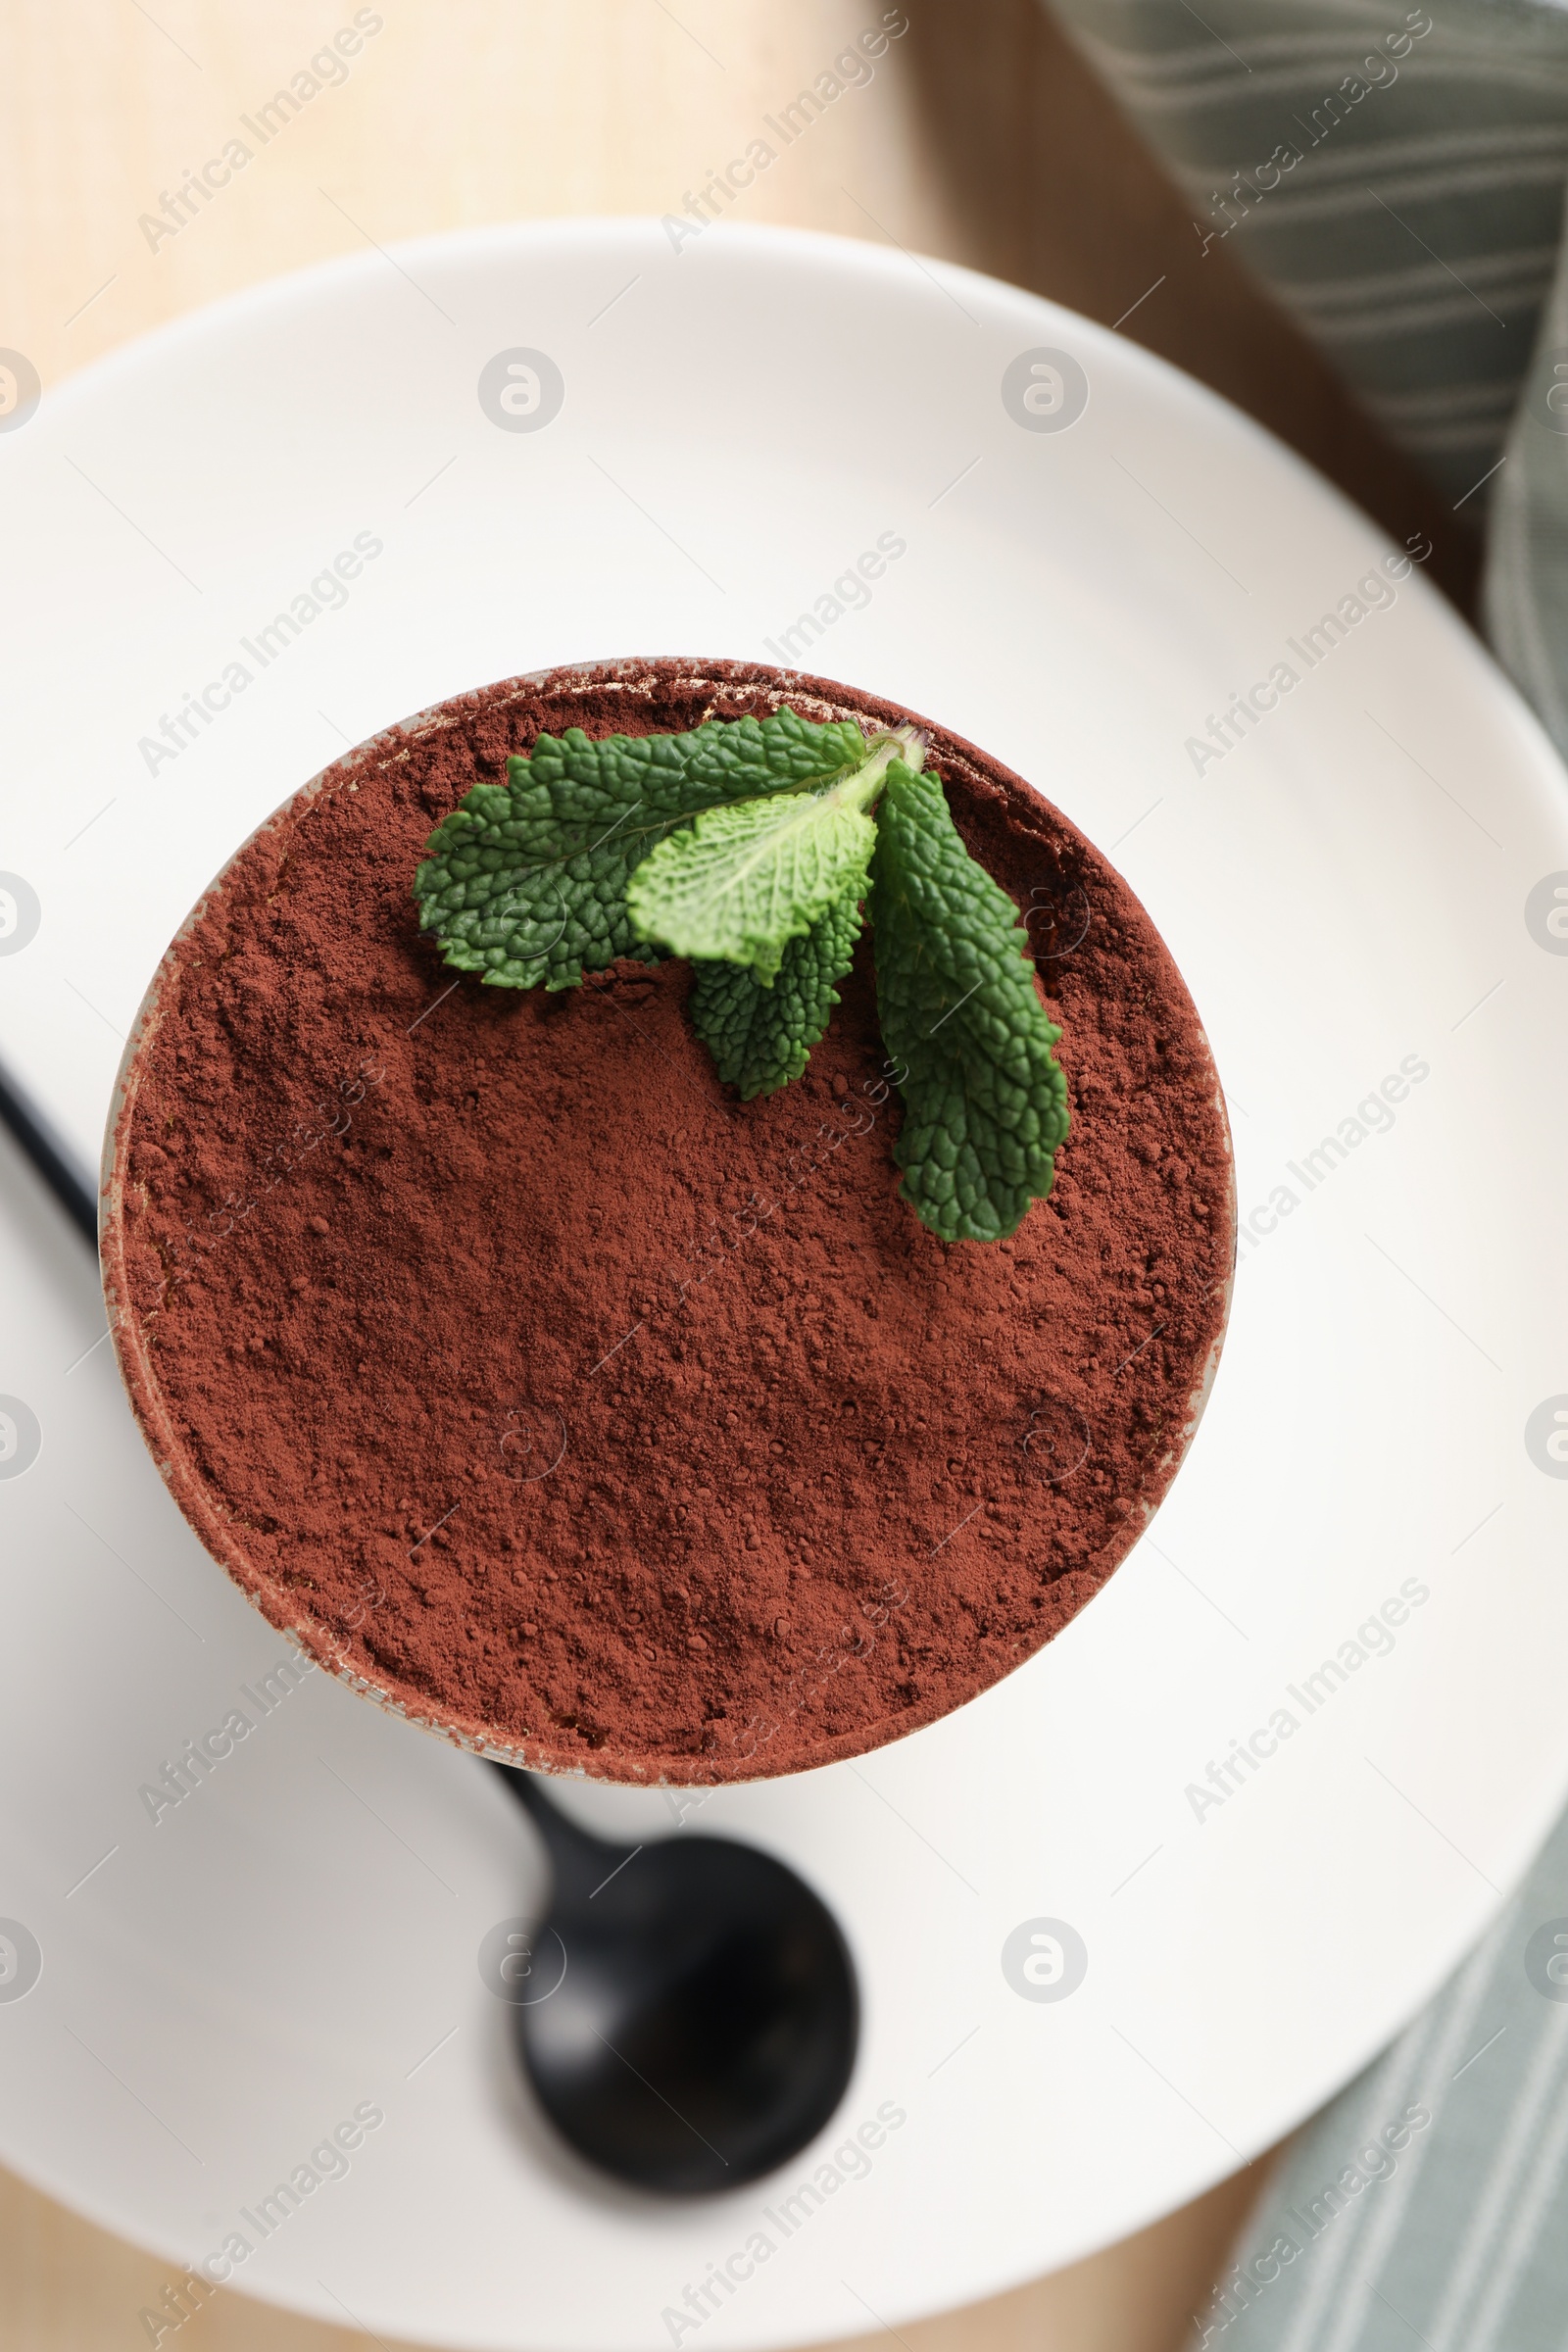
[2,220,1567,2352]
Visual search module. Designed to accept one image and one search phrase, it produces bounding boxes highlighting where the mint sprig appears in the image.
[624,729,907,982]
[415,711,1069,1242]
[869,758,1069,1242]
[689,896,865,1101]
[414,707,867,991]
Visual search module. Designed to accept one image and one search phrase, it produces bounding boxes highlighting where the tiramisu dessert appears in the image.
[101,661,1234,1784]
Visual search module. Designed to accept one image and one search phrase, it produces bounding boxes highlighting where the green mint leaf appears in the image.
[415,707,870,990]
[625,727,916,983]
[625,788,868,986]
[688,890,864,1100]
[869,759,1069,1243]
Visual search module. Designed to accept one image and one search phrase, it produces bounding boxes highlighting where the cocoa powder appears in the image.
[104,661,1235,1785]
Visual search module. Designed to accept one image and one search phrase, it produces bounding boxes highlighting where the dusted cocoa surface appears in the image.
[103,660,1234,1784]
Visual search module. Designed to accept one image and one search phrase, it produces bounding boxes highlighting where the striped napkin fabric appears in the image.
[1038,4,1568,2342]
[1045,0,1568,758]
[1191,1804,1568,2349]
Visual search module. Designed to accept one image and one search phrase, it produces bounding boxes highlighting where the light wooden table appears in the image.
[0,1,1440,2342]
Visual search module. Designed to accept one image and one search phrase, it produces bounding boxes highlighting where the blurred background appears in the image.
[0,1,1482,2343]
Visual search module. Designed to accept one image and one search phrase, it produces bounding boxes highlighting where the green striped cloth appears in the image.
[1191,1805,1568,2348]
[1045,0,1568,758]
[1040,2,1568,2338]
